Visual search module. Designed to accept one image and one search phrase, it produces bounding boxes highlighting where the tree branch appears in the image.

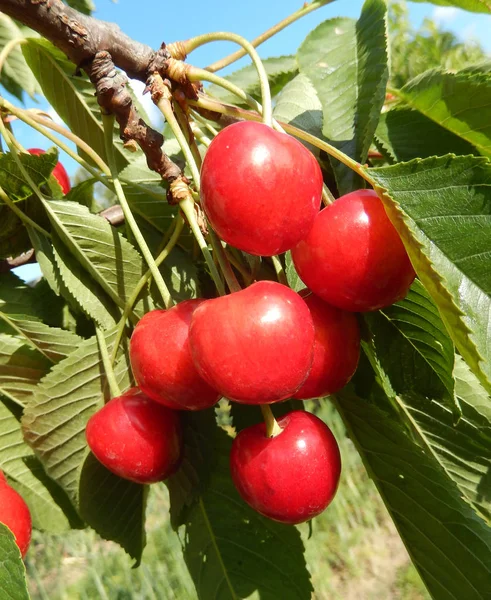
[0,0,157,81]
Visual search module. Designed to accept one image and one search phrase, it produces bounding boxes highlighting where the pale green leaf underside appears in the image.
[297,0,388,193]
[0,399,73,532]
[365,155,491,395]
[273,73,323,156]
[0,524,29,600]
[0,13,40,100]
[397,69,491,157]
[0,335,50,407]
[208,55,298,105]
[22,38,134,170]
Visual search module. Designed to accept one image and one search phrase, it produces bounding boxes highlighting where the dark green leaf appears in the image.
[170,422,313,599]
[396,69,491,157]
[0,523,29,600]
[365,155,491,394]
[297,0,388,193]
[375,107,478,162]
[335,383,491,599]
[79,453,147,563]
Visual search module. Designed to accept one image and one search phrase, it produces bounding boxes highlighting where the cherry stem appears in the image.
[109,214,184,367]
[190,96,373,185]
[260,404,283,438]
[271,255,287,286]
[96,327,121,398]
[209,230,242,293]
[1,98,111,177]
[204,1,335,73]
[183,32,272,127]
[188,66,267,123]
[322,185,335,206]
[102,113,173,308]
[154,84,201,186]
[179,197,226,296]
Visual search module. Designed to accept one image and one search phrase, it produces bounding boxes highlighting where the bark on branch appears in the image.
[0,0,158,81]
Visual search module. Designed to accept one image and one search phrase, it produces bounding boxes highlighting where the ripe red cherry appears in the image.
[85,388,182,484]
[0,473,32,557]
[291,189,416,312]
[130,301,220,411]
[293,290,360,399]
[189,281,315,404]
[200,121,323,256]
[27,148,71,195]
[230,411,341,524]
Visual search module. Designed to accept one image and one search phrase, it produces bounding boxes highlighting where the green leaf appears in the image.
[0,277,82,362]
[22,38,134,170]
[396,69,491,157]
[21,329,131,502]
[0,316,82,364]
[170,421,313,600]
[52,231,119,329]
[365,280,456,403]
[0,335,51,407]
[0,13,40,100]
[365,155,491,394]
[0,523,29,600]
[335,382,491,599]
[273,73,323,156]
[208,55,298,105]
[297,0,389,193]
[45,200,148,315]
[0,397,79,532]
[21,330,146,558]
[375,107,478,162]
[79,453,147,563]
[0,150,57,202]
[27,227,61,296]
[64,0,95,15]
[408,0,491,14]
[284,251,304,292]
[362,283,491,523]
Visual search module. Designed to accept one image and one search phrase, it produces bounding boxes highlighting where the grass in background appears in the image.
[26,402,429,599]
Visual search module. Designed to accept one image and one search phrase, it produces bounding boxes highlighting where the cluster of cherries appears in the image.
[0,123,415,557]
[86,121,416,525]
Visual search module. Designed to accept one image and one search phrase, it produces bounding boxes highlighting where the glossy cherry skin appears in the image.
[293,290,360,399]
[85,388,183,484]
[291,189,416,312]
[189,281,315,404]
[27,148,71,195]
[130,301,220,411]
[0,473,32,557]
[200,121,323,256]
[230,411,341,524]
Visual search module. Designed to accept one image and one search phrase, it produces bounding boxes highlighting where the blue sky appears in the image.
[10,0,491,281]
